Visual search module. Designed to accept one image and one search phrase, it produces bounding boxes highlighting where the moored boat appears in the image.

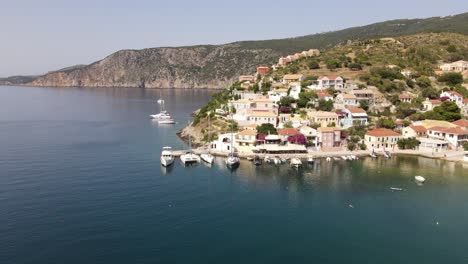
[307,156,314,164]
[290,158,302,168]
[253,156,262,166]
[160,146,174,167]
[200,153,214,164]
[415,176,426,183]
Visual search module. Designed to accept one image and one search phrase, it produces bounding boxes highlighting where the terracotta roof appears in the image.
[318,127,341,132]
[249,110,277,117]
[464,98,468,103]
[317,90,332,97]
[278,128,301,136]
[399,94,411,99]
[445,91,463,97]
[347,108,366,114]
[453,119,468,128]
[318,75,341,80]
[366,128,401,137]
[283,74,303,80]
[428,126,468,135]
[352,89,373,94]
[409,125,427,133]
[429,99,442,104]
[342,94,356,99]
[237,129,258,136]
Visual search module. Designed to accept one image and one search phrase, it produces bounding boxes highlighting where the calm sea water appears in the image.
[1,86,467,264]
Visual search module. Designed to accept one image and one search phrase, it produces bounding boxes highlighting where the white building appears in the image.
[210,133,237,152]
[365,128,402,150]
[439,60,468,72]
[440,91,464,107]
[316,76,344,89]
[427,126,468,149]
[288,83,302,100]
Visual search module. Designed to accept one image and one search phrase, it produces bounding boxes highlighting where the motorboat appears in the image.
[369,152,377,159]
[200,153,215,164]
[390,187,404,191]
[341,156,348,160]
[290,158,302,168]
[333,157,340,161]
[246,156,254,161]
[253,156,262,166]
[160,146,174,167]
[150,99,174,121]
[415,176,426,183]
[326,157,331,162]
[307,156,314,164]
[273,157,281,165]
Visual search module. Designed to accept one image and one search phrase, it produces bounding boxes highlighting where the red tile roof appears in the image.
[452,119,468,128]
[278,128,301,136]
[347,108,366,114]
[366,128,401,137]
[399,94,411,99]
[446,91,462,97]
[409,125,427,133]
[428,126,468,135]
[429,99,442,104]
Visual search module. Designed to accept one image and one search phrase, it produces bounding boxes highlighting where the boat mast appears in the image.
[208,115,211,154]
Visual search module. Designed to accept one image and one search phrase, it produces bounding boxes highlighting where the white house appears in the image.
[246,110,278,127]
[317,76,344,89]
[402,126,427,138]
[268,89,288,103]
[439,60,468,72]
[339,108,368,128]
[336,93,358,106]
[210,133,237,152]
[283,74,304,84]
[288,84,302,100]
[440,91,464,107]
[427,126,468,149]
[422,98,442,111]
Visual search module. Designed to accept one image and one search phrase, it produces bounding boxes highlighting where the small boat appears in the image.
[326,157,331,162]
[415,176,426,183]
[369,152,377,159]
[333,157,340,161]
[180,132,200,165]
[273,157,281,165]
[341,156,348,160]
[280,158,287,163]
[390,187,404,191]
[290,158,302,168]
[200,153,214,164]
[246,156,254,161]
[160,146,174,167]
[158,119,175,124]
[253,156,262,166]
[307,156,314,164]
[383,152,390,158]
[150,99,175,121]
[264,156,271,163]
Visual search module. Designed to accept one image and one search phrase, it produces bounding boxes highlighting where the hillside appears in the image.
[21,12,468,89]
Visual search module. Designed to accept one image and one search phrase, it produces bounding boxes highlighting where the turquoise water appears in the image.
[1,86,467,263]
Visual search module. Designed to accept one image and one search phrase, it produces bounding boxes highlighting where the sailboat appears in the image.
[225,119,240,169]
[200,115,215,164]
[180,132,200,165]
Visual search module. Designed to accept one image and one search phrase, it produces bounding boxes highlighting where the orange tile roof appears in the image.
[317,127,341,132]
[446,91,462,97]
[428,126,468,135]
[409,125,427,133]
[366,128,401,137]
[429,99,442,104]
[278,128,301,136]
[452,119,468,128]
[237,129,258,136]
[347,108,367,114]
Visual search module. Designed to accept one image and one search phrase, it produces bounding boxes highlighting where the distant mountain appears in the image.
[20,12,468,89]
[0,75,38,85]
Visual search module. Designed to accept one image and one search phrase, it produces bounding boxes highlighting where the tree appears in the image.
[257,123,277,135]
[438,72,463,86]
[283,121,293,128]
[397,138,420,150]
[415,76,432,88]
[279,96,294,107]
[421,86,439,99]
[326,59,341,70]
[359,100,369,111]
[297,91,317,108]
[424,101,461,122]
[308,60,320,69]
[396,103,416,119]
[316,99,333,111]
[463,142,468,151]
[347,63,362,71]
[377,118,396,129]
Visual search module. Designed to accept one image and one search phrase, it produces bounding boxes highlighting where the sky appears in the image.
[1,0,467,77]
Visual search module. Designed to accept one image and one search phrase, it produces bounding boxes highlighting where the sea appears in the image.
[1,85,467,264]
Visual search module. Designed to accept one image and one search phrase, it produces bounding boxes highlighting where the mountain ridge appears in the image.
[6,12,468,89]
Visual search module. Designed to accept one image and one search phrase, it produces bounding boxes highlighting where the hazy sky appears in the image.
[1,0,467,77]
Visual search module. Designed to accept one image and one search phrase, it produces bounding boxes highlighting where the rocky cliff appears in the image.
[29,45,280,89]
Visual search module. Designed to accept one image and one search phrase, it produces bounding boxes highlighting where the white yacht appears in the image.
[415,176,426,183]
[160,147,174,167]
[150,99,174,121]
[158,118,175,124]
[225,152,240,169]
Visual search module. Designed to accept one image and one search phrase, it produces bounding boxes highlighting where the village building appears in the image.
[338,108,368,128]
[335,93,358,106]
[440,91,464,107]
[426,126,468,149]
[317,127,341,150]
[351,89,374,102]
[245,110,278,127]
[288,83,302,100]
[365,128,402,150]
[316,90,334,101]
[417,138,449,152]
[278,57,291,66]
[422,98,442,111]
[268,89,288,103]
[256,66,270,75]
[399,94,412,103]
[235,129,257,147]
[402,126,427,138]
[252,98,276,110]
[232,91,264,100]
[240,81,254,89]
[316,76,344,89]
[239,75,256,82]
[278,128,304,144]
[452,119,468,130]
[210,133,237,152]
[439,60,468,72]
[278,114,310,129]
[307,110,339,127]
[283,74,304,84]
[301,49,320,57]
